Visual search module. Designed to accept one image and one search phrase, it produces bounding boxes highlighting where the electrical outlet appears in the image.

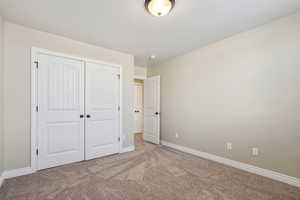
[252,148,259,156]
[226,142,232,150]
[175,133,179,139]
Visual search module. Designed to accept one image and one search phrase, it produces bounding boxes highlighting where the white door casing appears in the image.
[37,54,85,170]
[144,76,160,144]
[32,48,123,171]
[134,83,144,133]
[85,62,120,160]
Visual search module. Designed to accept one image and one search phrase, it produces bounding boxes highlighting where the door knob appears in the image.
[80,114,84,118]
[86,114,91,118]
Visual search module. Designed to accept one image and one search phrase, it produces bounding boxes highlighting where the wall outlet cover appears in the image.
[252,148,259,156]
[226,142,233,150]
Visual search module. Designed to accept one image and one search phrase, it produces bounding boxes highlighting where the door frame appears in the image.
[31,47,123,171]
[134,75,146,80]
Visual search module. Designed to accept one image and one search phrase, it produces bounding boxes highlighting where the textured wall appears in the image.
[3,22,134,171]
[148,13,300,178]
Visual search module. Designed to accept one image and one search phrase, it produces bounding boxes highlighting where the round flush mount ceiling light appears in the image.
[150,55,156,59]
[145,0,175,17]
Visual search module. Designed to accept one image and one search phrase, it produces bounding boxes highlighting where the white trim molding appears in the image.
[0,167,36,188]
[2,167,35,180]
[31,47,124,171]
[0,144,135,183]
[161,141,300,188]
[0,172,4,188]
[120,146,135,153]
[134,75,147,80]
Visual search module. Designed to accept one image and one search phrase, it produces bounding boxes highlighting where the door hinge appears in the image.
[36,149,39,156]
[118,137,120,142]
[117,74,120,79]
[34,61,39,69]
[36,105,39,112]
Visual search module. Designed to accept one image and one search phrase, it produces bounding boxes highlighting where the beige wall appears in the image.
[0,16,4,175]
[149,13,300,178]
[134,66,147,77]
[3,22,134,171]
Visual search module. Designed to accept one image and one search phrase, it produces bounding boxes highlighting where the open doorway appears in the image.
[133,75,161,149]
[134,79,144,149]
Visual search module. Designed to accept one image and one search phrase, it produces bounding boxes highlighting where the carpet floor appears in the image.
[0,133,299,200]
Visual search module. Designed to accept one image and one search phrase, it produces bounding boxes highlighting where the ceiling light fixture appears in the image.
[150,55,156,59]
[145,0,175,17]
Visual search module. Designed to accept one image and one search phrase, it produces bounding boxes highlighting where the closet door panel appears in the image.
[85,62,120,160]
[37,54,85,170]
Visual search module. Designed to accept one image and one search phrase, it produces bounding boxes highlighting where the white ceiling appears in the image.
[0,0,300,67]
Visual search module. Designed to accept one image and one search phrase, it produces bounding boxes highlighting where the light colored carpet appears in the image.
[1,133,299,200]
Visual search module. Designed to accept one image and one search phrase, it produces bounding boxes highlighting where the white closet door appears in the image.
[144,76,160,144]
[37,54,85,170]
[85,62,120,160]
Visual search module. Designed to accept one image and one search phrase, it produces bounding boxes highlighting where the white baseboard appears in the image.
[0,172,3,188]
[2,167,36,180]
[161,141,300,188]
[0,147,135,185]
[0,167,35,189]
[120,146,135,153]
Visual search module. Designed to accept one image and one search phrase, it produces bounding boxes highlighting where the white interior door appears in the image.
[85,62,120,160]
[37,54,85,170]
[144,76,160,144]
[134,83,144,133]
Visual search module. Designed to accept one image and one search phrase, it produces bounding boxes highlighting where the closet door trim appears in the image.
[31,47,123,172]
